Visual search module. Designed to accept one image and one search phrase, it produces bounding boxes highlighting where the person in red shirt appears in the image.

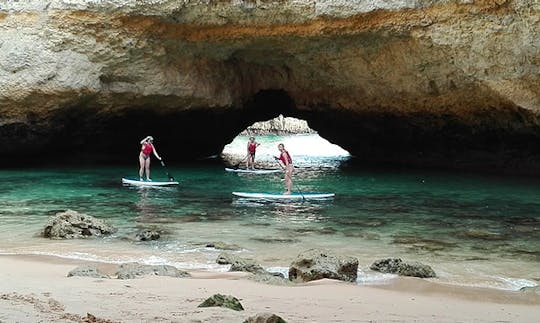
[245,136,260,170]
[139,136,161,181]
[274,143,293,194]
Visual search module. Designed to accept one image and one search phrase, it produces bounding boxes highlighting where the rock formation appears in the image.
[241,115,315,135]
[43,210,117,239]
[0,1,539,173]
[288,249,359,282]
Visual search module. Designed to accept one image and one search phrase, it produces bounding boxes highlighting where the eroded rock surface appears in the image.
[43,210,117,239]
[1,1,539,172]
[288,249,358,282]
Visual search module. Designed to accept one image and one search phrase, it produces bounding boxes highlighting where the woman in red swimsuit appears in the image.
[245,136,260,170]
[139,136,161,181]
[274,143,293,194]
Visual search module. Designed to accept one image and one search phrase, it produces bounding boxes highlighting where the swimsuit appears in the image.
[280,150,292,165]
[248,142,257,157]
[141,143,153,159]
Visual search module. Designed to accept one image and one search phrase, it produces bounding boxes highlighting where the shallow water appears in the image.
[1,135,539,291]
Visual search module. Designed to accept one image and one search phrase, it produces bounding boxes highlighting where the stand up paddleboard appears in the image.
[232,192,334,200]
[225,168,281,174]
[122,178,179,187]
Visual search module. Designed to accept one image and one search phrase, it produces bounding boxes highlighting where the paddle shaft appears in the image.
[160,160,175,181]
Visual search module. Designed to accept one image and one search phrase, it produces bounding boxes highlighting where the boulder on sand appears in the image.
[370,258,436,278]
[288,249,358,283]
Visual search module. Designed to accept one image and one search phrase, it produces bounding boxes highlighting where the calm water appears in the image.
[1,135,539,291]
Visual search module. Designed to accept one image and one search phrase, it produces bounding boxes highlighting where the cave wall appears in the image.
[0,0,539,172]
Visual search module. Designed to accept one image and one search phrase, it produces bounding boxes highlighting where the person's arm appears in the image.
[140,136,150,145]
[152,145,162,160]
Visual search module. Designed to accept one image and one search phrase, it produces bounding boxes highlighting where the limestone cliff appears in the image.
[0,0,539,172]
[241,115,315,135]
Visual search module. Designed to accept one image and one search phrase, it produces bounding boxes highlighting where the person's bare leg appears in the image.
[145,159,151,180]
[139,155,145,180]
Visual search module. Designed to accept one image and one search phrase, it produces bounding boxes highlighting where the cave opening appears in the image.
[222,89,351,169]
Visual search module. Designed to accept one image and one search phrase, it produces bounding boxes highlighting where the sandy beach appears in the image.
[0,255,538,323]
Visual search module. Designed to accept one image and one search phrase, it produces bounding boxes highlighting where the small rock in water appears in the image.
[135,229,160,241]
[206,241,243,251]
[198,294,244,311]
[216,252,266,274]
[43,210,117,239]
[370,258,436,278]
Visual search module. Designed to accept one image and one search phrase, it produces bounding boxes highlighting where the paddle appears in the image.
[160,160,175,181]
[274,158,305,200]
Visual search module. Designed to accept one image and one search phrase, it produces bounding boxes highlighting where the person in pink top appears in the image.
[139,136,161,181]
[245,136,260,170]
[274,143,293,194]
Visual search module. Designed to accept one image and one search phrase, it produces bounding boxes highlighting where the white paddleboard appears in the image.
[225,168,281,174]
[232,192,335,200]
[122,178,179,187]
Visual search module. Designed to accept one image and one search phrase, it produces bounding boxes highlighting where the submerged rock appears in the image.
[288,249,358,283]
[43,210,117,239]
[115,263,190,279]
[243,312,287,323]
[198,294,244,311]
[370,258,436,278]
[67,265,109,279]
[206,241,243,251]
[135,230,160,241]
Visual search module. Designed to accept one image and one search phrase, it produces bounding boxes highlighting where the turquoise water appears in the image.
[1,135,539,291]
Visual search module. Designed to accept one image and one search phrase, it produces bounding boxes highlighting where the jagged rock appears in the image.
[206,241,243,251]
[216,252,266,274]
[198,294,244,311]
[370,258,437,278]
[135,230,160,241]
[43,210,117,239]
[67,265,109,279]
[241,114,315,135]
[288,249,358,283]
[243,312,287,323]
[115,263,190,279]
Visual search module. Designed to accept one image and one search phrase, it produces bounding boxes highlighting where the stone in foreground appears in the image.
[243,312,287,323]
[198,294,244,311]
[288,249,358,283]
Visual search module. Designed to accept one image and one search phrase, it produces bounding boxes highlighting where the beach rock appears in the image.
[370,258,436,278]
[288,249,358,283]
[43,210,117,239]
[206,241,243,251]
[198,294,244,311]
[216,252,266,274]
[243,312,287,323]
[135,230,160,241]
[115,263,190,279]
[249,273,293,286]
[67,265,109,279]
